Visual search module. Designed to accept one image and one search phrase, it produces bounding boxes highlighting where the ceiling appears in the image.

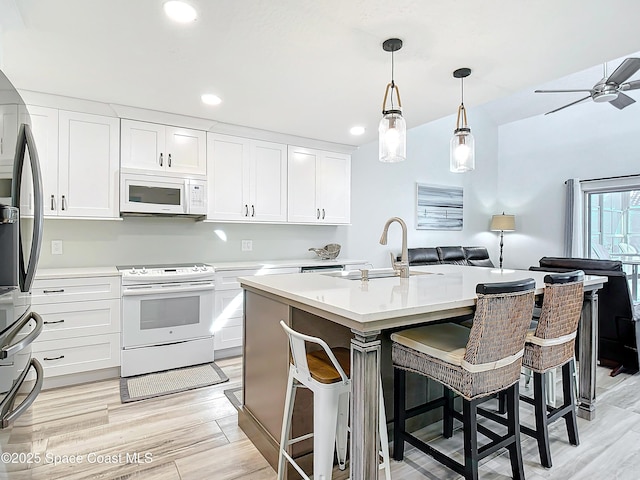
[1,0,640,147]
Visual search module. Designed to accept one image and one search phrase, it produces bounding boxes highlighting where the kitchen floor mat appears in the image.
[120,362,228,403]
[223,386,243,410]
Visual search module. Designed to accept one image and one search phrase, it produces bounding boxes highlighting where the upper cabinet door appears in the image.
[207,133,250,221]
[120,119,165,173]
[0,104,18,167]
[287,146,319,223]
[319,152,351,224]
[24,106,58,217]
[250,140,287,222]
[121,120,206,176]
[165,126,206,176]
[58,111,119,218]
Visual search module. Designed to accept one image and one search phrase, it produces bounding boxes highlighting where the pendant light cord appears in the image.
[390,49,396,109]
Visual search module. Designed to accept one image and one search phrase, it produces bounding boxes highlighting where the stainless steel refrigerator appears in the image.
[0,69,44,428]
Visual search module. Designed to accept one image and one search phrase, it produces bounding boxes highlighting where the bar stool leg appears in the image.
[563,361,580,446]
[533,372,552,468]
[443,387,454,438]
[313,388,342,480]
[506,383,525,480]
[393,368,406,461]
[462,399,479,480]
[278,368,298,480]
[335,390,350,470]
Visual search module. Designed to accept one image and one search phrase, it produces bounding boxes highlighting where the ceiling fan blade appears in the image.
[620,80,640,91]
[544,96,591,115]
[606,58,640,85]
[610,92,636,110]
[535,89,593,93]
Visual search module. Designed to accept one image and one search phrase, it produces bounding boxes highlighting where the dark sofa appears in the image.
[530,256,640,375]
[404,246,495,268]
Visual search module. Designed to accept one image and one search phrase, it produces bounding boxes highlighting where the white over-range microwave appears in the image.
[120,173,207,217]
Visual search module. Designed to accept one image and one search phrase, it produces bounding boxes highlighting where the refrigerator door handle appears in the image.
[0,358,44,428]
[12,123,44,293]
[0,311,43,359]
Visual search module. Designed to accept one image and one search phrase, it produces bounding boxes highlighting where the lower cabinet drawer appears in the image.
[32,333,121,377]
[36,299,120,342]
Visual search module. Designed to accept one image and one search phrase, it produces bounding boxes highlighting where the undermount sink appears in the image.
[323,268,431,280]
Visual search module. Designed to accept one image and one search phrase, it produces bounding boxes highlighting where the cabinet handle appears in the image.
[168,153,172,167]
[43,355,65,361]
[317,209,320,219]
[43,289,65,294]
[61,195,67,211]
[50,195,56,211]
[159,153,163,167]
[322,208,325,219]
[44,319,65,325]
[245,204,249,217]
[251,205,255,217]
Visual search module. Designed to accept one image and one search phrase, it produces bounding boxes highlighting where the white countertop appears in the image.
[239,264,608,330]
[209,258,367,271]
[35,266,120,279]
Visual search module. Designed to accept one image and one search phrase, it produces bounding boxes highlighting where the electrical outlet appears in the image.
[241,240,253,252]
[51,240,63,255]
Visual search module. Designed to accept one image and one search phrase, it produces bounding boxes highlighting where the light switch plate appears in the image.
[241,240,253,252]
[51,240,63,255]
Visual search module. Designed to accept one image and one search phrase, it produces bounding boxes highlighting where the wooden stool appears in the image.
[392,279,536,480]
[278,321,391,480]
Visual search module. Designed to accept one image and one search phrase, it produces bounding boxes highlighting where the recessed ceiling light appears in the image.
[164,1,197,23]
[350,126,366,136]
[201,94,222,106]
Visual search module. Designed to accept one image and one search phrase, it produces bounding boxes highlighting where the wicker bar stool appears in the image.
[392,279,536,480]
[278,321,391,480]
[519,270,584,468]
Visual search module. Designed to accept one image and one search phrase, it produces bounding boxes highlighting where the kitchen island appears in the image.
[239,264,606,480]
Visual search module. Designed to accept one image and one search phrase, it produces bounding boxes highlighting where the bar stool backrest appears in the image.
[527,270,584,371]
[465,279,536,367]
[279,320,349,384]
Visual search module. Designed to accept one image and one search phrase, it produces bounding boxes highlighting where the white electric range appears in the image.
[118,264,215,377]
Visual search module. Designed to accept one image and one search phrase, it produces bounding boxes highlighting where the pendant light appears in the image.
[450,68,475,173]
[379,38,406,163]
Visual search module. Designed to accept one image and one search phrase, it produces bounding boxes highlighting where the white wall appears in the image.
[38,219,349,268]
[497,100,640,270]
[346,109,502,267]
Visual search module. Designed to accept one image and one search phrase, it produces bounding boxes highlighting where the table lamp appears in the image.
[490,213,516,269]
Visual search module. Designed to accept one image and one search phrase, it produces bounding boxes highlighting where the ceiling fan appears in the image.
[535,57,640,114]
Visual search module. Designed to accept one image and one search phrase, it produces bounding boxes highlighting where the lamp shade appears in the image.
[490,214,516,232]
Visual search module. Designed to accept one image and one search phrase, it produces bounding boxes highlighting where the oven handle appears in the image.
[122,283,215,296]
[1,358,44,428]
[0,311,43,360]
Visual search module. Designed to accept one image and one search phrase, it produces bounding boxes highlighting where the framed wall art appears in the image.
[416,183,463,230]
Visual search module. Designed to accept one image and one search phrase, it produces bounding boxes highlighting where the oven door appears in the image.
[122,281,214,348]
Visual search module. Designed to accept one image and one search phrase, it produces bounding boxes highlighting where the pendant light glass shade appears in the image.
[450,68,475,173]
[379,38,406,163]
[379,108,406,163]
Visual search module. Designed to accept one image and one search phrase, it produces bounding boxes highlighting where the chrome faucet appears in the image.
[379,217,410,278]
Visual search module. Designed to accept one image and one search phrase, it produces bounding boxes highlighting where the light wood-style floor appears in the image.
[1,356,639,479]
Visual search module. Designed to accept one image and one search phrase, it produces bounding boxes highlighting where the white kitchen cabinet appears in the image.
[287,146,351,224]
[25,107,119,219]
[206,133,287,222]
[31,273,121,382]
[0,104,18,167]
[213,267,298,356]
[121,119,206,176]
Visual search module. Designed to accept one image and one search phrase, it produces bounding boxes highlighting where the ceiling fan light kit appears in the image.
[535,57,640,115]
[450,67,475,173]
[379,38,407,163]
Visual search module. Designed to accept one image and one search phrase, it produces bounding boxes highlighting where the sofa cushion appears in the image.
[437,246,467,265]
[407,247,440,265]
[464,246,495,268]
